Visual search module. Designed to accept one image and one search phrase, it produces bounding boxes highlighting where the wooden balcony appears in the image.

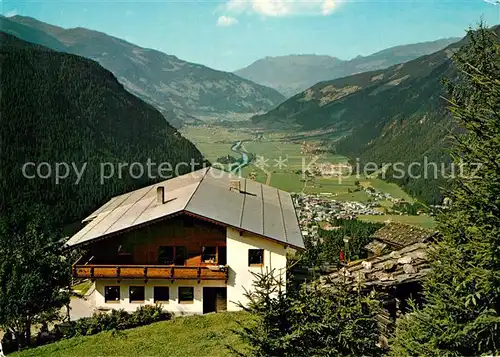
[73,264,229,282]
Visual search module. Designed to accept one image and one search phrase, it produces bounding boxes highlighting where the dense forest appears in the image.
[253,25,500,204]
[0,33,206,230]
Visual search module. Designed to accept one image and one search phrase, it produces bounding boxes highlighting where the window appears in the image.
[105,286,120,302]
[159,246,186,265]
[218,246,227,265]
[175,246,187,265]
[178,287,194,304]
[202,246,217,264]
[129,286,145,302]
[248,249,264,266]
[158,246,174,264]
[154,286,170,303]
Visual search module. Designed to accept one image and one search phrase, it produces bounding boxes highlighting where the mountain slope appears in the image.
[235,55,343,98]
[0,16,67,51]
[0,32,205,227]
[253,25,500,204]
[4,16,285,127]
[235,38,459,97]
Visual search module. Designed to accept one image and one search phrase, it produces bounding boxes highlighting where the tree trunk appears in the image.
[24,317,31,348]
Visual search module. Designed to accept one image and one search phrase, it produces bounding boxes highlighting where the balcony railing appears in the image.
[73,264,229,282]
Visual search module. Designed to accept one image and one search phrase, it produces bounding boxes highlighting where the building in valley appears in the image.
[66,167,304,315]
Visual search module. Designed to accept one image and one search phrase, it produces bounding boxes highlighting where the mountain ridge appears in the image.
[235,38,460,97]
[2,15,285,127]
[251,25,500,204]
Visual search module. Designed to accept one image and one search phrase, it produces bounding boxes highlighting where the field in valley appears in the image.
[183,126,415,197]
[181,124,435,228]
[358,214,438,229]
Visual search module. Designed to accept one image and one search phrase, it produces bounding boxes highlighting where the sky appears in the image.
[2,0,499,71]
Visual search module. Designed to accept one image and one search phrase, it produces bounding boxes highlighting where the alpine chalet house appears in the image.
[66,167,304,314]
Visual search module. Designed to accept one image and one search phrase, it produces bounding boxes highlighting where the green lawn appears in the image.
[12,312,250,357]
[357,214,437,229]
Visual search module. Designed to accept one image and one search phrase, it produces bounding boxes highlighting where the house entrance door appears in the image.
[203,287,227,314]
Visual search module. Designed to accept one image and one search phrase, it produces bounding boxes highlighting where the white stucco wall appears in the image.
[94,279,225,314]
[226,227,287,311]
[92,227,288,314]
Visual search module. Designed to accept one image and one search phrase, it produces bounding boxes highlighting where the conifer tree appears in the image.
[390,23,500,356]
[230,269,381,357]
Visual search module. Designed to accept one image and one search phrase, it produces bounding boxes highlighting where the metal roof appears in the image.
[66,167,305,249]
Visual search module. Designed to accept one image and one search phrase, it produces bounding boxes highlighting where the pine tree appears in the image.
[390,23,500,356]
[230,269,381,357]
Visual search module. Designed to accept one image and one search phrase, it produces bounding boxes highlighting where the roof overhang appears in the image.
[65,209,306,251]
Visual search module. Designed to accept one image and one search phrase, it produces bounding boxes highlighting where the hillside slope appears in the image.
[0,33,205,227]
[4,15,285,127]
[11,312,249,357]
[253,25,500,204]
[235,38,459,97]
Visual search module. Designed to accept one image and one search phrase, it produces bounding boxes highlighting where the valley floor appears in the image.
[11,312,250,357]
[358,214,437,229]
[182,124,436,229]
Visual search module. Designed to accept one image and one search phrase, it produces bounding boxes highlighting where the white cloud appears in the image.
[5,9,18,17]
[217,15,239,26]
[321,0,340,15]
[223,0,342,17]
[484,0,499,5]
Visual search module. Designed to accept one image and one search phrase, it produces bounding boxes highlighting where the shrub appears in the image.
[62,304,172,339]
[131,304,171,327]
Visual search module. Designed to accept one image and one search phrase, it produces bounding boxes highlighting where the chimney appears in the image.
[156,186,165,204]
[230,180,241,192]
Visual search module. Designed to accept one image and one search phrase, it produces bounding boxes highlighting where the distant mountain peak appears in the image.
[4,15,285,127]
[235,38,460,98]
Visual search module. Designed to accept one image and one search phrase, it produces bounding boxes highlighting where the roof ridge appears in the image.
[184,166,211,211]
[239,178,247,228]
[277,189,288,244]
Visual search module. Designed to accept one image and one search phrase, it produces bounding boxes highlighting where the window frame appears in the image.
[158,246,187,265]
[129,286,145,303]
[174,246,187,265]
[217,246,227,265]
[158,246,175,265]
[154,286,170,303]
[248,249,264,267]
[104,285,121,303]
[201,246,217,264]
[178,286,194,304]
